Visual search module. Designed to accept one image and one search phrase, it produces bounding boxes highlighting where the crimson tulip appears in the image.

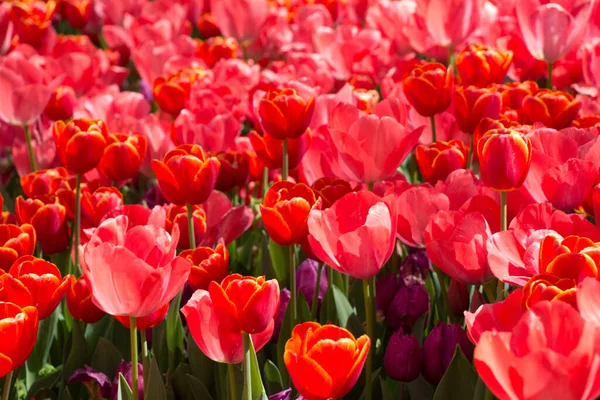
[44,86,76,121]
[15,196,69,255]
[66,276,105,324]
[53,119,109,174]
[521,89,581,129]
[402,62,453,117]
[0,302,38,378]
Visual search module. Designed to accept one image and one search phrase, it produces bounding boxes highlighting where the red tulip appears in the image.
[196,37,239,68]
[260,182,319,246]
[53,119,109,174]
[19,167,69,199]
[0,302,38,378]
[196,13,222,39]
[258,88,315,140]
[165,204,207,249]
[0,271,34,307]
[308,191,397,279]
[577,277,600,326]
[0,224,36,272]
[456,45,513,88]
[57,0,91,30]
[151,144,221,206]
[453,86,502,134]
[499,81,539,123]
[477,129,533,191]
[66,276,105,324]
[210,0,268,42]
[310,178,355,209]
[521,273,578,310]
[9,256,70,320]
[44,86,76,121]
[415,140,468,184]
[81,187,124,230]
[152,67,210,116]
[15,196,69,255]
[474,301,600,400]
[213,151,249,192]
[465,289,525,344]
[284,322,370,400]
[538,235,600,280]
[98,133,147,182]
[181,274,279,363]
[402,62,453,117]
[8,1,55,48]
[521,90,581,129]
[180,244,229,291]
[81,216,192,317]
[248,129,312,170]
[115,302,170,331]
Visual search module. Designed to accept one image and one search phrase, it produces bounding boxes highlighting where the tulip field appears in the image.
[2,0,600,399]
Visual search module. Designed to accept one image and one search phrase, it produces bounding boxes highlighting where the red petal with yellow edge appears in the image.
[240,279,279,334]
[284,351,333,400]
[546,253,598,282]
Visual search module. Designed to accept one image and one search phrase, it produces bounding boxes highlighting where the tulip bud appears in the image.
[67,276,105,324]
[376,272,403,319]
[422,323,473,385]
[386,283,429,332]
[271,288,290,343]
[415,140,468,184]
[44,86,76,121]
[110,362,144,400]
[448,279,469,317]
[456,44,513,88]
[400,250,430,283]
[384,331,422,382]
[402,62,453,117]
[68,366,112,399]
[258,88,315,140]
[296,259,327,310]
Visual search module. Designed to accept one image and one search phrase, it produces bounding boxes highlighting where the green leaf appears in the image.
[242,333,267,400]
[407,375,434,400]
[145,356,167,400]
[91,338,123,379]
[187,332,214,388]
[263,360,283,394]
[58,387,73,400]
[268,239,288,284]
[26,310,59,388]
[170,364,195,400]
[26,366,62,399]
[379,376,394,400]
[186,375,214,400]
[276,299,291,387]
[297,293,311,323]
[473,376,488,400]
[166,292,184,354]
[63,321,87,382]
[85,314,113,361]
[412,314,428,347]
[331,284,355,328]
[118,373,133,400]
[432,346,477,400]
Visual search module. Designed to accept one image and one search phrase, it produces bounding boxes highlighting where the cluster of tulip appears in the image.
[1,0,600,399]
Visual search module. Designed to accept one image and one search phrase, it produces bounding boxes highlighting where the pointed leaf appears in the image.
[91,338,123,379]
[26,309,59,388]
[407,375,434,400]
[432,346,477,400]
[264,359,283,394]
[63,321,87,382]
[145,355,167,400]
[166,292,184,354]
[58,387,73,400]
[118,373,133,400]
[187,375,214,400]
[332,284,355,328]
[242,333,267,400]
[268,239,288,284]
[187,331,214,387]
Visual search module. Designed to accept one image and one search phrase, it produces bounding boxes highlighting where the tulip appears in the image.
[196,37,239,68]
[181,274,279,363]
[402,62,453,118]
[152,67,210,116]
[376,272,403,319]
[180,244,229,291]
[521,273,578,310]
[53,119,109,174]
[9,256,70,320]
[66,276,105,324]
[415,140,468,184]
[423,323,473,385]
[477,129,533,192]
[521,89,582,129]
[15,197,69,255]
[0,302,38,378]
[248,129,312,170]
[19,167,68,199]
[327,100,424,183]
[0,224,36,272]
[456,45,514,88]
[310,178,354,209]
[386,283,429,332]
[260,182,319,246]
[296,258,328,311]
[284,322,370,400]
[58,0,91,30]
[151,144,221,206]
[115,302,170,331]
[308,191,397,279]
[0,271,34,308]
[400,249,431,280]
[165,204,207,249]
[448,279,469,317]
[210,0,268,43]
[98,133,148,183]
[197,13,222,38]
[80,187,124,230]
[109,362,144,400]
[68,365,112,399]
[213,151,249,192]
[384,331,422,382]
[453,86,502,135]
[474,301,600,400]
[499,81,539,122]
[44,86,76,122]
[258,88,315,140]
[80,216,191,317]
[272,288,291,344]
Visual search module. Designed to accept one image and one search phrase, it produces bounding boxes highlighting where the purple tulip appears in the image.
[384,331,422,382]
[271,288,291,343]
[386,283,429,332]
[296,258,327,309]
[422,323,473,385]
[400,249,430,282]
[69,365,112,398]
[110,362,144,400]
[268,389,292,400]
[376,272,403,318]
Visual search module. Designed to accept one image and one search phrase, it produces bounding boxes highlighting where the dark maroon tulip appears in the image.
[384,331,422,382]
[376,272,403,318]
[271,288,291,343]
[296,258,328,310]
[422,323,472,385]
[386,283,429,332]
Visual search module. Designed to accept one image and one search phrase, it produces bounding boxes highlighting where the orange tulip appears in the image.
[453,86,502,134]
[9,1,55,48]
[0,224,36,272]
[415,140,468,184]
[98,133,147,182]
[258,88,315,140]
[456,44,513,87]
[152,67,210,116]
[0,302,38,378]
[521,273,577,310]
[248,129,313,170]
[260,181,319,246]
[19,167,69,199]
[53,119,109,174]
[151,144,220,206]
[196,36,239,68]
[180,244,229,291]
[402,62,453,117]
[284,322,370,400]
[66,276,105,324]
[15,196,70,255]
[165,204,207,249]
[477,129,532,191]
[521,89,582,129]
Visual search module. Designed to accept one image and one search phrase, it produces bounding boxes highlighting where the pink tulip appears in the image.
[365,0,417,55]
[198,190,254,247]
[210,0,268,43]
[578,277,600,326]
[327,99,424,183]
[307,191,397,280]
[474,301,600,400]
[395,184,450,248]
[438,169,499,211]
[516,0,597,63]
[0,3,13,56]
[421,0,486,49]
[0,53,54,126]
[81,215,192,317]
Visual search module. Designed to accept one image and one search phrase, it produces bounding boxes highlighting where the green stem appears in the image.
[23,125,37,172]
[282,139,289,180]
[547,61,553,90]
[500,191,507,232]
[228,363,238,400]
[289,245,297,326]
[140,329,149,392]
[362,277,375,400]
[2,370,13,400]
[430,269,447,322]
[430,115,437,143]
[262,167,269,199]
[311,263,323,319]
[73,173,82,275]
[467,134,474,170]
[130,317,139,400]
[186,203,196,249]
